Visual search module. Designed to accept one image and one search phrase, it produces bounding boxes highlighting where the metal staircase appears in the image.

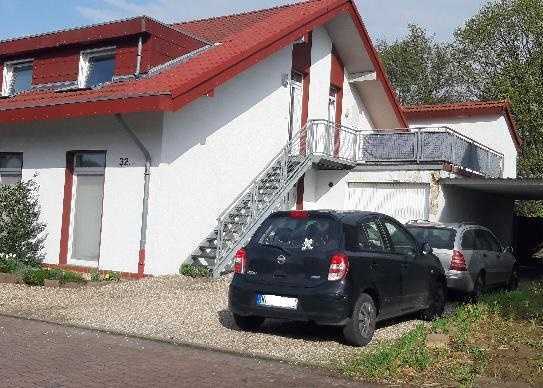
[189,120,358,277]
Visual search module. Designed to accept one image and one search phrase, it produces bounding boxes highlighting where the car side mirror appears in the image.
[422,242,433,255]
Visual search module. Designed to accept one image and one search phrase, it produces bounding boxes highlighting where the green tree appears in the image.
[377,24,460,105]
[0,179,46,265]
[454,0,543,214]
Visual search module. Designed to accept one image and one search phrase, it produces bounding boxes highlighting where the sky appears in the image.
[0,0,488,43]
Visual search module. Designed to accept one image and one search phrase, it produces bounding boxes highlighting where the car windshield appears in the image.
[255,215,341,252]
[407,226,456,250]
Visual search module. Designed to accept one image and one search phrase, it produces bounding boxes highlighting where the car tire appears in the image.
[507,266,519,291]
[468,273,484,303]
[232,313,265,331]
[343,293,376,347]
[420,279,446,321]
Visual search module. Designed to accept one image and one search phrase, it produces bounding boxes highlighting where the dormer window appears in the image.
[2,60,33,96]
[0,152,23,186]
[78,47,116,88]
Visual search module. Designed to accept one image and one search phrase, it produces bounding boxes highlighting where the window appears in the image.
[407,226,456,250]
[461,229,476,250]
[328,86,338,123]
[0,152,23,186]
[383,219,419,256]
[475,229,501,252]
[2,60,33,96]
[78,48,116,88]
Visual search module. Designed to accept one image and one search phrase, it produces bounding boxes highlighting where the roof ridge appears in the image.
[171,0,321,26]
[403,100,510,110]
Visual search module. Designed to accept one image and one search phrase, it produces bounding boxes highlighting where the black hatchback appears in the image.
[228,210,446,346]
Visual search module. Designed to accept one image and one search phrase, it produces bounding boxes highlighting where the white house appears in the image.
[0,0,522,277]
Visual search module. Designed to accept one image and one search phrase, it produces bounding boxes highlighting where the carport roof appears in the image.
[440,178,543,200]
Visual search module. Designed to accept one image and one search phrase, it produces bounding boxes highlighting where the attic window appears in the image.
[2,60,33,96]
[78,47,116,88]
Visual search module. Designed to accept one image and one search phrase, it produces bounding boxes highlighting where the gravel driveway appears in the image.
[0,275,440,366]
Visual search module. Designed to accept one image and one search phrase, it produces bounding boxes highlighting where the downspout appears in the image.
[115,114,151,278]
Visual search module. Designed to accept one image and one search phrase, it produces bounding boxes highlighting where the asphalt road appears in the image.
[0,315,374,388]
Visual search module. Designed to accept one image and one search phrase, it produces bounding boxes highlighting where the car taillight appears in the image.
[328,252,349,281]
[450,250,467,271]
[233,248,247,274]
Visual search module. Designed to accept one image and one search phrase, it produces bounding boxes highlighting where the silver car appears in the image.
[406,221,518,300]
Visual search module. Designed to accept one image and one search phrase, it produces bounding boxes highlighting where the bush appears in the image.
[90,269,101,282]
[0,255,24,273]
[21,267,86,286]
[103,271,121,282]
[180,263,209,278]
[0,179,46,267]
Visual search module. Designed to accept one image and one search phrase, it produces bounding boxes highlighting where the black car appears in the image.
[228,210,446,346]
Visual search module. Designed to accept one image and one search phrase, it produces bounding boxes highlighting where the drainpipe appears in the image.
[115,114,151,278]
[135,36,143,76]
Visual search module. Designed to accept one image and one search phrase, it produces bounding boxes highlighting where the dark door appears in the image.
[345,218,403,318]
[380,217,428,311]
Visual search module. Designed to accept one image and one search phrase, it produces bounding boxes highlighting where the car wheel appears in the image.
[468,273,484,303]
[232,313,265,331]
[420,279,446,321]
[343,293,376,347]
[507,266,519,291]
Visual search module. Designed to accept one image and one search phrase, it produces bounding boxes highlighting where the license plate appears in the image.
[256,294,298,310]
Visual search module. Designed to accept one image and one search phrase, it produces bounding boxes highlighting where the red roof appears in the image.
[0,0,407,127]
[403,101,523,150]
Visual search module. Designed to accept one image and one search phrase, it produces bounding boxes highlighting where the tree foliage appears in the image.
[377,24,460,105]
[0,179,46,266]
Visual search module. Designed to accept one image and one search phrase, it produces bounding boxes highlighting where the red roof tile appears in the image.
[0,0,406,127]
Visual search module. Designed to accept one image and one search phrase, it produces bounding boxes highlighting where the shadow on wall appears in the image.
[439,185,515,244]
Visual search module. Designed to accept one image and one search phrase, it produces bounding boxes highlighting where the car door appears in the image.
[380,217,428,312]
[475,229,499,286]
[345,217,403,319]
[485,231,513,284]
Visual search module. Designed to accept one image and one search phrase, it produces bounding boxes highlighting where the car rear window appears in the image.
[407,226,456,250]
[253,214,341,252]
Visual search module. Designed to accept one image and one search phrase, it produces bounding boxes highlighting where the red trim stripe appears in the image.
[58,152,74,265]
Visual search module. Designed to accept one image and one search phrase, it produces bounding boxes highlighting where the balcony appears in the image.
[307,120,504,178]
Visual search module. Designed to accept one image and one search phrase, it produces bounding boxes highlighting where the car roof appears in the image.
[271,210,385,225]
[405,220,482,230]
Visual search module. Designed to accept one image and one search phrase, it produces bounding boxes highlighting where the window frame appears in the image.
[78,47,116,89]
[0,152,23,185]
[2,59,34,96]
[380,216,420,257]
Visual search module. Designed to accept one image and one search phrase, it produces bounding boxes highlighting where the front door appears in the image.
[70,151,106,264]
[288,72,303,139]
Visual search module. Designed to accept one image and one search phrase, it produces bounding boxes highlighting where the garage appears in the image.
[346,182,430,223]
[439,178,543,262]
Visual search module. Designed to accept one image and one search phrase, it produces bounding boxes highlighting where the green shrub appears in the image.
[180,263,209,278]
[60,270,86,284]
[0,256,24,273]
[90,269,101,282]
[22,267,51,286]
[0,179,46,267]
[103,271,121,282]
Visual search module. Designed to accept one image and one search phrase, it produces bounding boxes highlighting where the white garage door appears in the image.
[346,183,430,223]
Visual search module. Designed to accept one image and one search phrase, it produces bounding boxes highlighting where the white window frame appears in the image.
[2,59,33,96]
[78,46,116,88]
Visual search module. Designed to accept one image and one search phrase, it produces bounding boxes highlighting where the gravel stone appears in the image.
[0,275,449,366]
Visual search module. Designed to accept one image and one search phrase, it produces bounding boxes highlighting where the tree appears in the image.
[454,0,543,214]
[377,24,460,105]
[0,179,46,266]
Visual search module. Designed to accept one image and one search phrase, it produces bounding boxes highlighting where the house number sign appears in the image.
[119,157,131,167]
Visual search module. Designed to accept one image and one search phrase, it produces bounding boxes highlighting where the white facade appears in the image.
[409,114,518,178]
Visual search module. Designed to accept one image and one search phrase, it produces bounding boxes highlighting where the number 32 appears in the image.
[119,157,130,167]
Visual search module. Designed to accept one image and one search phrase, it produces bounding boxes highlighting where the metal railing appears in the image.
[358,126,504,178]
[211,121,504,276]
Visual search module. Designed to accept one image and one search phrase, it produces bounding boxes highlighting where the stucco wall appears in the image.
[409,115,518,178]
[146,45,294,275]
[0,113,163,273]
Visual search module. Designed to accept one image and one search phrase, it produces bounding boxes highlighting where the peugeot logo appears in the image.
[276,255,287,265]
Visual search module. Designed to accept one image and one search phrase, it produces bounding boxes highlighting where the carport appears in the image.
[438,178,543,259]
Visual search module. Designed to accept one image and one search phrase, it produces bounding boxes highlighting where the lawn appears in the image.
[338,282,543,387]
